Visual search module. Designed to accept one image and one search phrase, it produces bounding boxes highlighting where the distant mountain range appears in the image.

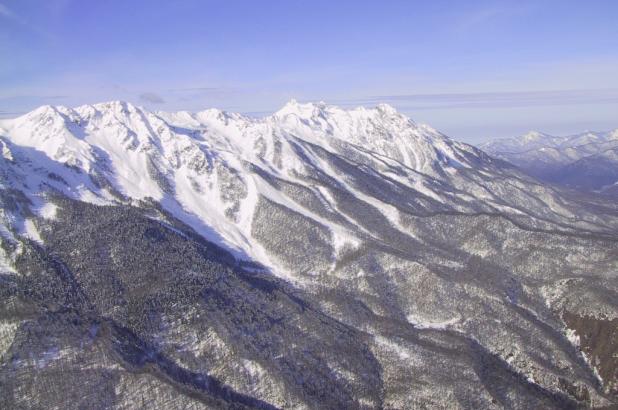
[480,129,618,196]
[0,101,616,408]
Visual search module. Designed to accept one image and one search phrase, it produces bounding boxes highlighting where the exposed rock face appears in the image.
[0,102,616,408]
[563,311,618,397]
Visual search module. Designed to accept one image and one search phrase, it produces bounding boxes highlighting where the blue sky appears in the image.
[1,0,617,142]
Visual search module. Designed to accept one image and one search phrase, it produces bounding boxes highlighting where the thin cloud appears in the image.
[169,87,233,100]
[458,7,503,29]
[0,95,68,103]
[0,3,32,28]
[454,4,534,32]
[169,86,237,103]
[139,92,165,104]
[0,2,51,37]
[0,3,16,19]
[353,89,618,110]
[0,110,25,119]
[168,87,223,93]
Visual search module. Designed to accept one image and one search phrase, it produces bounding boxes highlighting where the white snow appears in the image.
[0,239,16,274]
[565,328,580,347]
[373,335,411,360]
[22,219,43,244]
[406,315,461,330]
[1,99,609,281]
[37,202,58,220]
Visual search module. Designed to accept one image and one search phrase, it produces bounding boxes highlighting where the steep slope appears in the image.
[481,129,618,195]
[0,101,617,408]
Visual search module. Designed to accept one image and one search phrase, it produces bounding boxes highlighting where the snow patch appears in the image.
[37,202,58,220]
[374,335,410,360]
[565,328,580,347]
[407,315,460,330]
[22,219,43,244]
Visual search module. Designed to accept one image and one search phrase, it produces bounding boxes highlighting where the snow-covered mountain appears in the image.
[0,101,617,408]
[480,129,618,194]
[1,100,615,260]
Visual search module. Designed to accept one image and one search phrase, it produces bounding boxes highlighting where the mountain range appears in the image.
[0,101,616,409]
[480,130,618,196]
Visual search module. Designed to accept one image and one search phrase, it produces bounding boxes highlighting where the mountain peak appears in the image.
[92,100,140,114]
[21,104,65,119]
[14,104,76,129]
[274,99,328,118]
[375,103,399,116]
[522,130,548,142]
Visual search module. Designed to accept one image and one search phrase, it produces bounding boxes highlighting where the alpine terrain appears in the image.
[0,100,616,409]
[481,130,618,197]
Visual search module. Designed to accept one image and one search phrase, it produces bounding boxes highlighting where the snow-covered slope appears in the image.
[2,101,618,266]
[0,101,614,264]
